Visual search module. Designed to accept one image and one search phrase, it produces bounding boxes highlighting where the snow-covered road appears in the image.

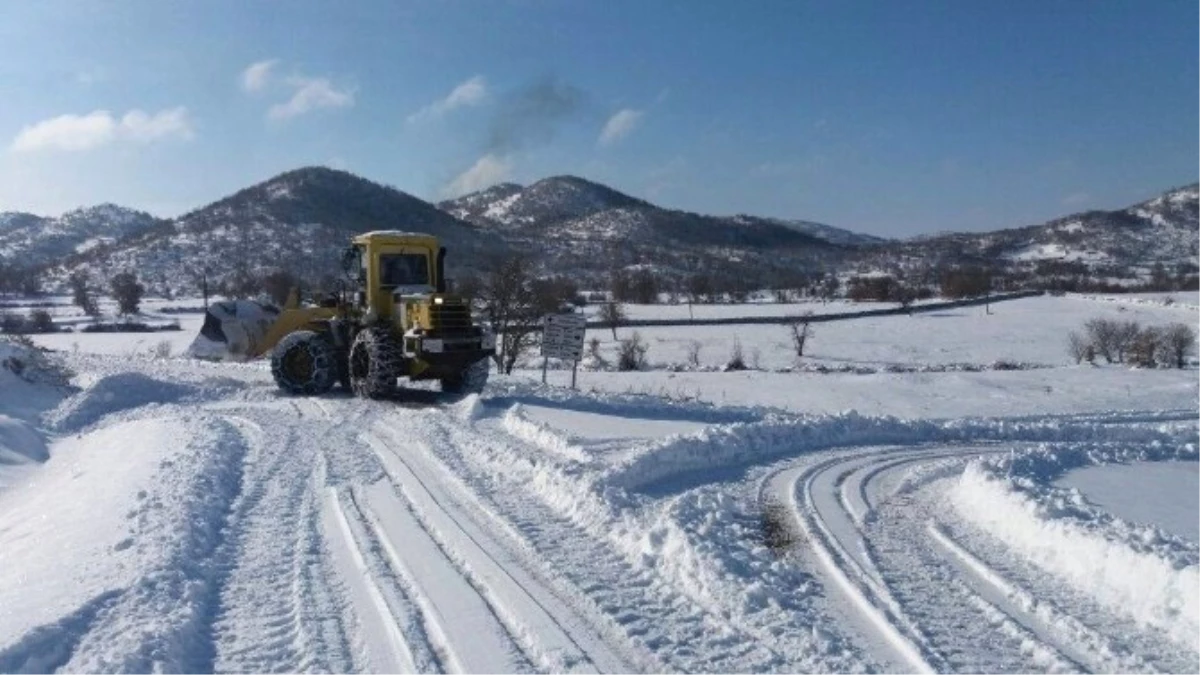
[768,442,1195,673]
[0,334,1196,673]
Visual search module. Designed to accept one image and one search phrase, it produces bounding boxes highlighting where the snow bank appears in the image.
[501,403,591,464]
[470,412,862,672]
[0,337,70,478]
[605,409,1196,493]
[951,446,1199,650]
[0,414,47,464]
[0,413,247,672]
[45,372,199,431]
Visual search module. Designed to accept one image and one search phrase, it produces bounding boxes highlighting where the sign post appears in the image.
[540,312,587,389]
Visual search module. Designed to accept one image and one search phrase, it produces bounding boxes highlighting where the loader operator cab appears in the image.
[379,253,430,288]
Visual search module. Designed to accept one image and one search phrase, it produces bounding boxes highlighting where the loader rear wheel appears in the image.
[349,328,401,399]
[440,357,490,396]
[270,330,337,395]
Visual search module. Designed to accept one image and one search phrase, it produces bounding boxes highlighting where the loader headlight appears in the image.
[433,297,444,305]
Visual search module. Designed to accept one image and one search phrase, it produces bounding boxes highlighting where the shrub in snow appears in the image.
[616,331,649,371]
[759,495,800,556]
[583,337,608,370]
[82,321,179,333]
[27,309,55,333]
[151,340,173,359]
[724,337,747,371]
[0,311,24,334]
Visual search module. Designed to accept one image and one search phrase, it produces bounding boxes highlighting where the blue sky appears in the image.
[1,0,1195,237]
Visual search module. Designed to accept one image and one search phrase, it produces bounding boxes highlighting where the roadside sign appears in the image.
[541,312,587,388]
[541,312,587,361]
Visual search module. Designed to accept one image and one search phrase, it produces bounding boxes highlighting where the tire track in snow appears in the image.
[323,484,443,672]
[769,442,1182,673]
[437,409,821,673]
[208,409,356,673]
[364,420,633,673]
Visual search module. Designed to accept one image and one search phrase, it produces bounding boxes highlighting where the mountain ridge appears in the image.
[2,166,1193,296]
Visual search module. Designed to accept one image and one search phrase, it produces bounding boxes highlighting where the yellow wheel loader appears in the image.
[193,231,496,398]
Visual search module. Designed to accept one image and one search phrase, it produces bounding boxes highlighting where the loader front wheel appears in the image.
[440,357,490,396]
[349,328,401,399]
[270,330,337,395]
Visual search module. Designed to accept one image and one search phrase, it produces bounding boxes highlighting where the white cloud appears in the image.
[11,107,193,153]
[442,153,511,198]
[407,75,488,124]
[119,107,194,142]
[598,108,643,146]
[11,111,115,152]
[240,59,279,92]
[268,76,355,120]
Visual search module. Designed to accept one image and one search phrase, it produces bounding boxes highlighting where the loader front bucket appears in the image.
[188,300,281,361]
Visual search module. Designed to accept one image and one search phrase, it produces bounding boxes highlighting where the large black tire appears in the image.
[349,328,401,399]
[270,330,337,395]
[440,357,490,395]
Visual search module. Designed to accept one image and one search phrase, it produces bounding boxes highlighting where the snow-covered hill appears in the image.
[765,217,888,247]
[867,184,1200,282]
[0,204,163,264]
[46,168,501,296]
[17,169,1199,296]
[439,175,843,285]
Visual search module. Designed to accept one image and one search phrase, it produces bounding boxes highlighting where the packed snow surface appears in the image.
[1057,462,1199,543]
[0,292,1195,673]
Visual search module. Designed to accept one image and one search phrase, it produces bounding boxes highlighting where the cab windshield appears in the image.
[379,253,430,287]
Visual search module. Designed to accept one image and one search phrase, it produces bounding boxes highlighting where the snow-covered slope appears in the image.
[439,175,843,284]
[47,167,500,296]
[750,216,888,247]
[870,184,1200,281]
[0,204,162,264]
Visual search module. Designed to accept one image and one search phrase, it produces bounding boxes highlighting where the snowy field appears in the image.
[0,292,1196,673]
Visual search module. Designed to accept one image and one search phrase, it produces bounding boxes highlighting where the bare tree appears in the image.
[1160,322,1197,369]
[471,255,571,375]
[1084,318,1119,363]
[1113,320,1141,363]
[599,301,626,340]
[69,271,100,317]
[685,340,702,368]
[261,269,299,307]
[110,271,145,316]
[788,311,814,357]
[1066,330,1090,364]
[1129,326,1161,368]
